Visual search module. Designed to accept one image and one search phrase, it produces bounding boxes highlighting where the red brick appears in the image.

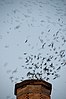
[14,79,52,99]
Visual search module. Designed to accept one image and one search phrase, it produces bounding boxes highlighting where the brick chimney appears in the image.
[14,79,52,99]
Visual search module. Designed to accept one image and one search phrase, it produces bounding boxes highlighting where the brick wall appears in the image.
[15,79,52,99]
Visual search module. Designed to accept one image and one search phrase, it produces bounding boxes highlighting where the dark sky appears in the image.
[0,0,66,99]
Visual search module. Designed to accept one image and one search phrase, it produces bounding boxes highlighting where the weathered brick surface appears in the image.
[15,79,52,99]
[17,93,50,99]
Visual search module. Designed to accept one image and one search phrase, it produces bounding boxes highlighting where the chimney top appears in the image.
[14,79,52,95]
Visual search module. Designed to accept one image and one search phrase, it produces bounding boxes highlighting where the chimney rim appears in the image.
[14,79,52,95]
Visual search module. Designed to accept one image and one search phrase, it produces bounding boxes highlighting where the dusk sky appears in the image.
[0,0,66,99]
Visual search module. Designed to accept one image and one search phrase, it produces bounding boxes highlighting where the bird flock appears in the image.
[0,0,66,85]
[7,26,66,83]
[22,30,66,81]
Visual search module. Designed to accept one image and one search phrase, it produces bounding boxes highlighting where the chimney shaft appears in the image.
[14,79,52,99]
